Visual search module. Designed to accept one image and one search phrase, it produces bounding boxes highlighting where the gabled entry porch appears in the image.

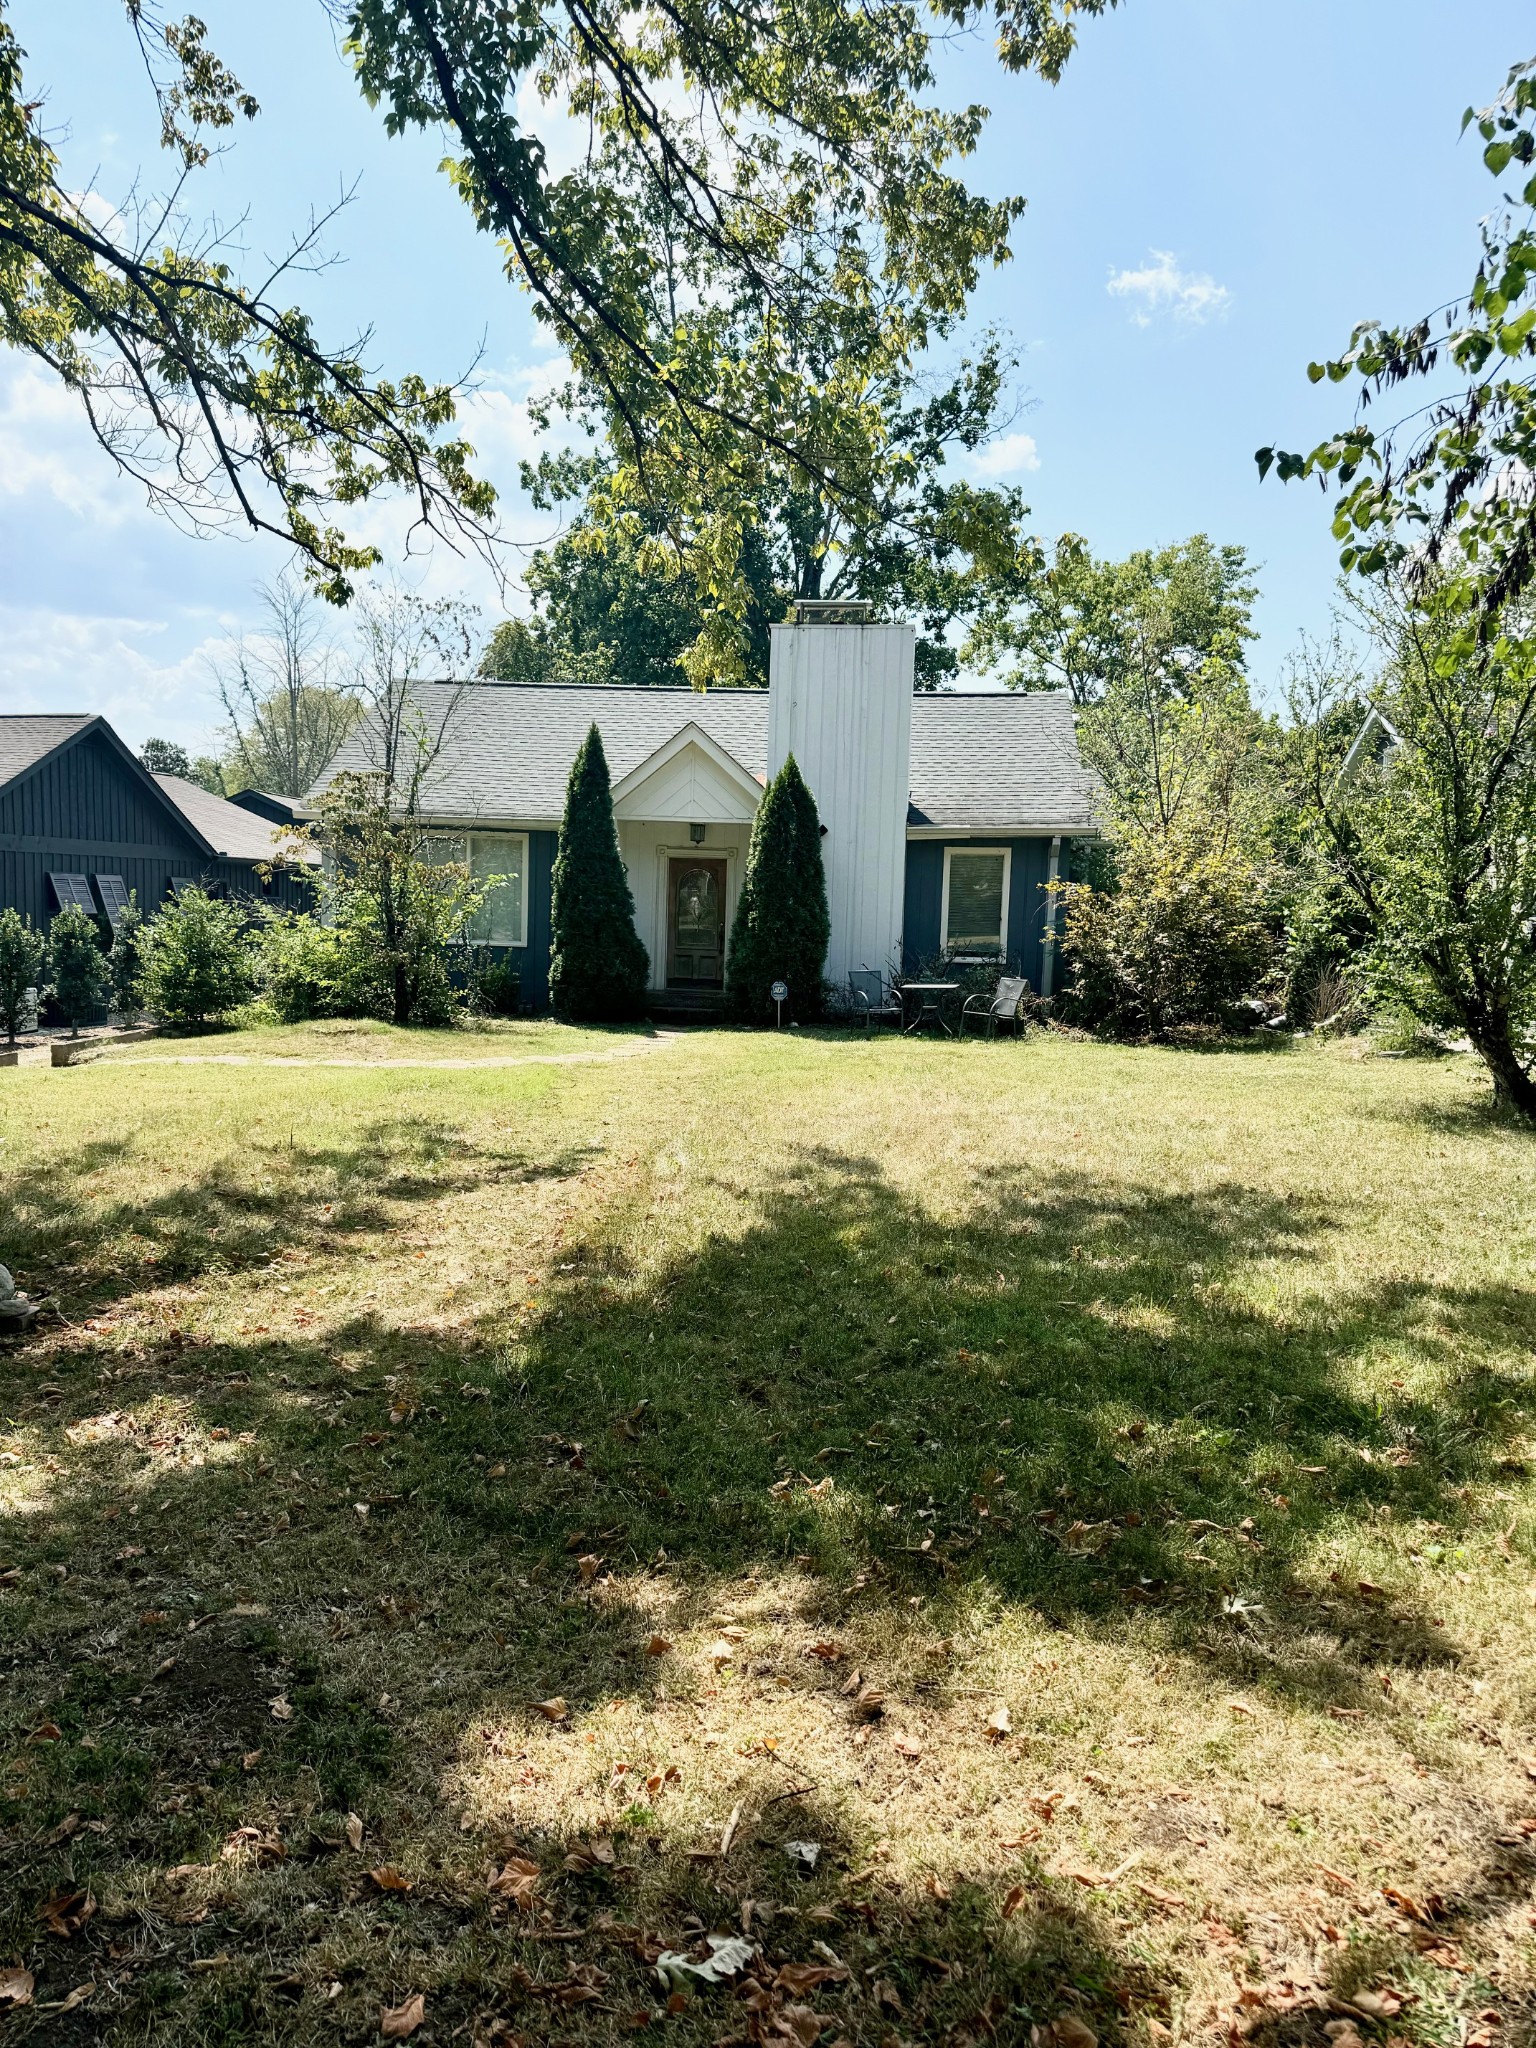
[608,720,763,1017]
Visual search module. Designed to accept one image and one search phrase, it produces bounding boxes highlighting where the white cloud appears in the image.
[1107,250,1231,328]
[968,430,1040,477]
[0,604,233,752]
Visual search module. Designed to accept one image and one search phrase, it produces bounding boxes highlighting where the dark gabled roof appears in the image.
[228,788,307,826]
[0,713,218,855]
[0,714,97,790]
[153,775,320,865]
[310,680,1099,833]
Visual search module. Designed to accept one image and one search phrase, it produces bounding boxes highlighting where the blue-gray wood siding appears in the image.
[901,836,1064,989]
[483,828,559,1009]
[0,728,312,932]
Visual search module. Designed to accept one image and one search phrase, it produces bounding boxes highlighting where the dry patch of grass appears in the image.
[0,1030,1534,2045]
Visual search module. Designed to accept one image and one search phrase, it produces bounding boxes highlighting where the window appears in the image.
[942,846,1011,957]
[466,834,528,948]
[421,833,528,947]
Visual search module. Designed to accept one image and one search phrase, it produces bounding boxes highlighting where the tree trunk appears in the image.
[1464,1013,1536,1122]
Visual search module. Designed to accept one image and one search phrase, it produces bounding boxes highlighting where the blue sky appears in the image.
[3,0,1532,749]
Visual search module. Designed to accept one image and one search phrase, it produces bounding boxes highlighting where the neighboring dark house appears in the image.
[228,789,308,827]
[0,715,318,932]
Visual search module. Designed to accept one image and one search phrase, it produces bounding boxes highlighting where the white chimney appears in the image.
[767,603,914,989]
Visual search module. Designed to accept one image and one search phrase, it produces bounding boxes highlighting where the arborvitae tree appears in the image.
[0,908,46,1045]
[108,894,147,1020]
[548,724,649,1022]
[783,755,830,1018]
[49,903,110,1036]
[728,754,829,1021]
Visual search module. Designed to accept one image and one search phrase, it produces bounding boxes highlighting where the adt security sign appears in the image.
[770,980,789,1028]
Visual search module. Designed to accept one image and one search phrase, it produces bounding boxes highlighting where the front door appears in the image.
[667,858,727,987]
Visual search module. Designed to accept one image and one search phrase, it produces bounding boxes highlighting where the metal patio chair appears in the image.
[848,969,902,1031]
[961,973,1030,1040]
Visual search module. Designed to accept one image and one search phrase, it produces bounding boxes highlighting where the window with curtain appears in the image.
[943,848,1010,955]
[465,834,527,948]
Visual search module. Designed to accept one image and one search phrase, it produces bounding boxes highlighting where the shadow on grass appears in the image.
[4,1139,1535,2041]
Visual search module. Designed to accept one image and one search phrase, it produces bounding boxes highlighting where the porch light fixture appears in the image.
[689,823,706,844]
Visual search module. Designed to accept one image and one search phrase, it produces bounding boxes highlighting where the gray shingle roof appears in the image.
[310,680,1098,834]
[153,774,320,864]
[909,691,1099,831]
[0,714,95,791]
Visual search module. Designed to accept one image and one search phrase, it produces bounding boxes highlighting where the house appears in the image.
[311,607,1098,1011]
[0,714,319,933]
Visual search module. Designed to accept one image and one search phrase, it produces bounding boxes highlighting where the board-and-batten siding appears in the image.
[901,836,1061,991]
[0,730,311,929]
[483,828,558,1009]
[766,622,914,986]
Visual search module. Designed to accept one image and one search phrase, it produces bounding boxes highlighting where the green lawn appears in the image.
[84,1013,652,1064]
[1,1029,1534,2046]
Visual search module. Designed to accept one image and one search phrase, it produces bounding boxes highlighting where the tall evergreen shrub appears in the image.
[0,908,46,1045]
[548,724,649,1021]
[49,903,110,1036]
[108,894,147,1020]
[728,754,830,1022]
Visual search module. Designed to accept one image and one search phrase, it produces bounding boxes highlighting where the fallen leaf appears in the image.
[643,1635,672,1657]
[1002,1884,1027,1919]
[26,1722,63,1744]
[42,1983,94,2015]
[925,1873,951,1901]
[0,1969,34,2007]
[38,1889,95,1938]
[533,1697,569,1721]
[1052,2017,1098,2048]
[851,1687,885,1722]
[564,1837,617,1873]
[1325,2023,1365,2048]
[805,1641,845,1664]
[706,1639,737,1669]
[986,1706,1012,1741]
[1356,1580,1385,1600]
[368,1866,413,1893]
[891,1733,923,1761]
[241,1749,262,1771]
[1348,1988,1403,2020]
[346,1812,365,1851]
[488,1856,541,1909]
[577,1554,603,1585]
[775,1962,849,1994]
[655,1934,755,1989]
[1134,1880,1187,1911]
[380,1991,426,2038]
[268,1694,294,1721]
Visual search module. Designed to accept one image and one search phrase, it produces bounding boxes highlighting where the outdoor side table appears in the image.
[900,981,960,1035]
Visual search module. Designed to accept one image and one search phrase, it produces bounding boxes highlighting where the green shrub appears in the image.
[548,723,649,1022]
[139,889,255,1027]
[255,911,386,1023]
[0,907,46,1044]
[466,952,522,1017]
[49,902,110,1035]
[1058,836,1277,1038]
[108,894,147,1020]
[728,755,829,1022]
